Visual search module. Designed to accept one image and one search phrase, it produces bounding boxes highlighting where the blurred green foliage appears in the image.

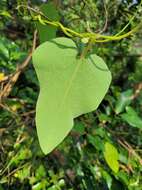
[0,0,142,189]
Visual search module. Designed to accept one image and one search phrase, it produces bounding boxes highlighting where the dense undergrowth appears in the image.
[0,0,142,189]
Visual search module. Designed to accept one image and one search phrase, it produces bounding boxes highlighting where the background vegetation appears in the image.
[0,0,142,189]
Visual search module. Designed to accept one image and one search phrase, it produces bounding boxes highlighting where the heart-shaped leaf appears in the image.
[32,37,111,154]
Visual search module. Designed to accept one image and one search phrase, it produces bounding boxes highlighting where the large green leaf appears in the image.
[32,37,111,154]
[36,2,60,43]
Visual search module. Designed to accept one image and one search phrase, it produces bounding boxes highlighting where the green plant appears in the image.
[20,1,142,154]
[1,1,142,189]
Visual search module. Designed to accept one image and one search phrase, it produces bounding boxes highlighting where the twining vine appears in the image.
[17,1,142,44]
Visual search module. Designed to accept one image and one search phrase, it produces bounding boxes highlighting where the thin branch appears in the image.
[0,103,18,116]
[99,0,108,34]
[80,38,93,59]
[0,30,37,102]
[117,139,142,166]
[131,83,142,100]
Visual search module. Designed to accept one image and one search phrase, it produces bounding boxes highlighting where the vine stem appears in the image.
[80,38,93,59]
[17,1,142,43]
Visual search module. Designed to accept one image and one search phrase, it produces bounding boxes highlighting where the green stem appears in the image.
[17,2,142,43]
[80,38,93,59]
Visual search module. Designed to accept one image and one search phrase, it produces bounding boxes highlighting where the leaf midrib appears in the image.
[59,59,84,111]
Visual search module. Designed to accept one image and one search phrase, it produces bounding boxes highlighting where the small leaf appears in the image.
[36,165,46,180]
[121,106,142,129]
[102,170,112,189]
[115,89,133,114]
[32,37,111,154]
[104,142,119,173]
[0,40,9,60]
[88,135,104,151]
[36,2,60,43]
[0,10,12,18]
[117,171,129,186]
[14,166,30,182]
